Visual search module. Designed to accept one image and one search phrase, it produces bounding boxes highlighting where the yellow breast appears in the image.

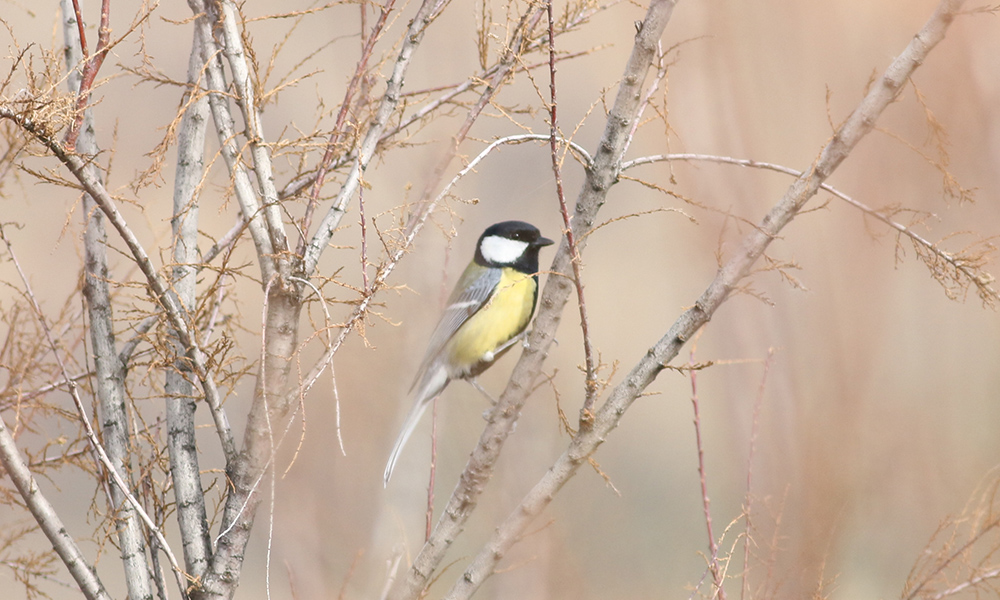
[444,268,537,377]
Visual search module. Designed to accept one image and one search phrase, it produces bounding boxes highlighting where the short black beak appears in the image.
[535,236,555,247]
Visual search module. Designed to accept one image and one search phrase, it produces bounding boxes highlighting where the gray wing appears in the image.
[410,266,501,389]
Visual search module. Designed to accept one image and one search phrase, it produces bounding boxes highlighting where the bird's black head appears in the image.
[474,220,554,272]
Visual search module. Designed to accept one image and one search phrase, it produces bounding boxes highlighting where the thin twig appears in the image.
[299,0,396,254]
[0,225,190,598]
[425,396,437,542]
[621,152,999,305]
[689,345,725,599]
[65,0,111,150]
[547,0,598,419]
[742,349,775,600]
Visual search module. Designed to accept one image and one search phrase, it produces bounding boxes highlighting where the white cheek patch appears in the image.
[479,235,529,264]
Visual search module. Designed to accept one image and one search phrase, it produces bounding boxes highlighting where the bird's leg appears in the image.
[469,378,497,406]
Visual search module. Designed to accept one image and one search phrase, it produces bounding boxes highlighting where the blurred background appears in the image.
[2,0,1000,598]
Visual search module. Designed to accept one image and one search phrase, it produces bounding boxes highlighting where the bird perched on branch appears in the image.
[383,220,554,486]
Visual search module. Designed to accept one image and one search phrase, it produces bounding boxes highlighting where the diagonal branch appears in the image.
[444,0,968,596]
[0,105,237,466]
[61,3,153,596]
[621,152,999,306]
[211,0,290,262]
[187,0,277,282]
[0,412,112,600]
[302,0,450,276]
[386,2,681,599]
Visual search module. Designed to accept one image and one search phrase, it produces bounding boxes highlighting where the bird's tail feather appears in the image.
[383,365,449,486]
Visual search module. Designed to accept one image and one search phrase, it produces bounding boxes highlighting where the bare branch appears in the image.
[298,0,396,255]
[165,21,214,581]
[61,2,153,596]
[187,0,277,281]
[441,0,966,597]
[302,0,450,275]
[689,344,726,599]
[622,152,999,306]
[392,2,682,599]
[211,0,290,262]
[0,413,112,600]
[546,0,598,419]
[64,0,111,150]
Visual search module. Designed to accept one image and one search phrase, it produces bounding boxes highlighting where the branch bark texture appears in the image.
[62,1,153,597]
[166,22,213,582]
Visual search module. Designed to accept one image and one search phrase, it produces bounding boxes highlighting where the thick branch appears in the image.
[445,0,967,595]
[166,22,214,581]
[213,0,290,262]
[192,287,302,600]
[61,2,153,597]
[385,2,680,599]
[187,0,277,282]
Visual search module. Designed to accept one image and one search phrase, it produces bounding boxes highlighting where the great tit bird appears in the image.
[383,220,554,486]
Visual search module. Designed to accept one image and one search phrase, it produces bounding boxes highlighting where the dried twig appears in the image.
[546,0,598,420]
[438,1,965,598]
[621,152,998,307]
[0,224,189,598]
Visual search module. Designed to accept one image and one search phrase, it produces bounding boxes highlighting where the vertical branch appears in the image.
[61,1,153,597]
[166,22,214,580]
[546,0,598,418]
[742,349,774,600]
[425,397,438,542]
[187,0,277,282]
[65,0,111,151]
[212,0,289,261]
[194,283,303,600]
[359,171,370,293]
[83,183,155,600]
[689,349,725,599]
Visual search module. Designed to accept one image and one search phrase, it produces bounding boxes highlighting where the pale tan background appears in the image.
[2,0,999,599]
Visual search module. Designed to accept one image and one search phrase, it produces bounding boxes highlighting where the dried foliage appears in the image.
[903,473,1000,600]
[0,0,995,599]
